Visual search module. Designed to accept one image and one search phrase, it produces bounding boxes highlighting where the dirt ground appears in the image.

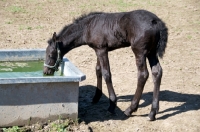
[0,0,200,131]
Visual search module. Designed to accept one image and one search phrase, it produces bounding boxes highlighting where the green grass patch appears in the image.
[109,0,132,11]
[187,35,192,40]
[19,25,43,30]
[2,118,79,132]
[7,6,26,13]
[36,25,43,29]
[19,25,36,30]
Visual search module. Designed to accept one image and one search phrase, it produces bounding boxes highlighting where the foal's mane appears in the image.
[48,12,103,43]
[55,12,103,40]
[74,12,103,23]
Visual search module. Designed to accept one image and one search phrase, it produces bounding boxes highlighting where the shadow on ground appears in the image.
[78,85,200,123]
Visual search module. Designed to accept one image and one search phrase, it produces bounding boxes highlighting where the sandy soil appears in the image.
[0,0,200,131]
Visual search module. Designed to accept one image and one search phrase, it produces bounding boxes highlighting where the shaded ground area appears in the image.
[0,0,200,131]
[78,85,200,131]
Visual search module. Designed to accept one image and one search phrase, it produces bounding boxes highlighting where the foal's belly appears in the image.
[107,41,131,51]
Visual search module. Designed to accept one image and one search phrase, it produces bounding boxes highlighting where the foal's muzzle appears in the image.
[43,66,55,75]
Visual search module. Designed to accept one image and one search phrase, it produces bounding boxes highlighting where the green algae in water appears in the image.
[0,61,43,72]
[0,61,62,78]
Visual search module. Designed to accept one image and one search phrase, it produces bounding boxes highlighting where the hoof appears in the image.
[107,100,117,114]
[92,95,102,104]
[92,88,102,103]
[124,108,131,117]
[124,106,138,117]
[148,113,156,121]
[107,107,116,115]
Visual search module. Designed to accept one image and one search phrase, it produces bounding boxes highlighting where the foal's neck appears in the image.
[59,25,85,54]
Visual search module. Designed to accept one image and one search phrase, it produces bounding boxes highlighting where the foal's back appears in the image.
[85,10,161,51]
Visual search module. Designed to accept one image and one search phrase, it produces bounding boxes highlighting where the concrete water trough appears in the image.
[0,49,85,127]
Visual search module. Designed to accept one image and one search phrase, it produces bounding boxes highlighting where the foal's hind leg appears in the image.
[124,52,149,116]
[147,55,162,121]
[93,58,103,103]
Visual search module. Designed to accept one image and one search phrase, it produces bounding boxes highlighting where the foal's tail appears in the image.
[156,20,168,58]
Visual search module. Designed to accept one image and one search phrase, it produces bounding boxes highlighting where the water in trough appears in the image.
[0,61,62,78]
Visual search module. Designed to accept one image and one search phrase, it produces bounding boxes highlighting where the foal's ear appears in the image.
[52,32,57,42]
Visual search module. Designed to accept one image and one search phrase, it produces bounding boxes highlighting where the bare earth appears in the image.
[0,0,200,131]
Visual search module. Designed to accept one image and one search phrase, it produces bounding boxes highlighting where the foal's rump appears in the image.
[129,10,168,57]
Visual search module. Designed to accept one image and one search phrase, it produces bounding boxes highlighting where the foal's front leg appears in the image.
[95,49,117,114]
[93,58,103,103]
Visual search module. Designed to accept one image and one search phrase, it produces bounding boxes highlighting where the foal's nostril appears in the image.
[48,70,52,75]
[43,67,48,75]
[43,68,50,75]
[43,70,48,75]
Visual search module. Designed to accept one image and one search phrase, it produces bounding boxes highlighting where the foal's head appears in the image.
[43,32,62,75]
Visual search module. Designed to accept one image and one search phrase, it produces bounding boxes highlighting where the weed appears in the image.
[27,26,32,30]
[187,35,192,39]
[49,119,74,132]
[3,126,21,132]
[5,21,13,24]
